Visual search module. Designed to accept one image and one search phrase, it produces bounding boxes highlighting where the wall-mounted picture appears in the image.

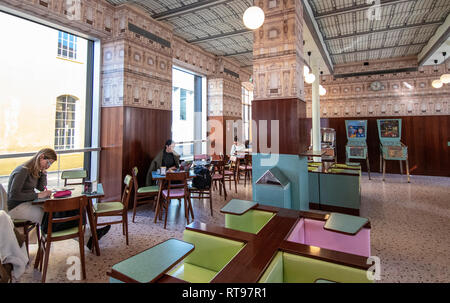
[379,120,400,138]
[347,120,366,138]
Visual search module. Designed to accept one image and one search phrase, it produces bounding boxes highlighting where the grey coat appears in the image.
[7,165,46,211]
[145,149,180,186]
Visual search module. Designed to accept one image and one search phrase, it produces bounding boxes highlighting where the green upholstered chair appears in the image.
[168,229,245,283]
[0,184,39,258]
[61,169,87,186]
[225,209,275,234]
[258,251,373,283]
[94,175,133,246]
[131,167,159,223]
[34,196,88,283]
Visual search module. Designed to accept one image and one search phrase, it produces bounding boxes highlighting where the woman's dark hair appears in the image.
[165,139,173,148]
[234,136,238,142]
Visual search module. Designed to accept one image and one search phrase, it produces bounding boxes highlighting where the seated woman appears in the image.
[7,148,110,250]
[7,148,56,225]
[146,139,180,186]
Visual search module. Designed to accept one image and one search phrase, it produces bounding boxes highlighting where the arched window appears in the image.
[54,95,77,150]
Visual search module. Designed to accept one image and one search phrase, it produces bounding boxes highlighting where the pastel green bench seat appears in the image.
[168,229,245,283]
[258,251,372,283]
[137,185,159,194]
[225,209,275,234]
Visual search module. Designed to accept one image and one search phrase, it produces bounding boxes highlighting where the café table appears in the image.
[32,184,104,256]
[108,238,194,283]
[151,170,196,224]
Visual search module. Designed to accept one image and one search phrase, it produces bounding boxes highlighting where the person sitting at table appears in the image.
[230,136,245,156]
[7,148,110,250]
[146,139,180,186]
[7,148,56,225]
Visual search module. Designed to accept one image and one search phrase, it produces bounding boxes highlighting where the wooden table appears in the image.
[154,202,372,283]
[108,238,194,283]
[32,184,104,256]
[151,170,196,224]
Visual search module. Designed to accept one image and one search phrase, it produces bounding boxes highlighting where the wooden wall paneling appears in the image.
[252,98,302,155]
[100,106,124,202]
[305,116,449,177]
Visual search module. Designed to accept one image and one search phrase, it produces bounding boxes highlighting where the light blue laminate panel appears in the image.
[111,238,194,283]
[308,172,320,204]
[252,154,309,211]
[319,173,360,210]
[221,199,258,215]
[324,212,368,235]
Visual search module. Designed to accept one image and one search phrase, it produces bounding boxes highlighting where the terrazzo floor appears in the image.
[14,172,450,283]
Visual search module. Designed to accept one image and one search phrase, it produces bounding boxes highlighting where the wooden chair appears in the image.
[194,154,210,161]
[35,196,88,283]
[189,165,214,216]
[224,157,238,193]
[211,160,227,200]
[160,172,194,229]
[0,184,39,258]
[61,170,87,186]
[93,175,133,246]
[131,167,159,223]
[237,154,252,187]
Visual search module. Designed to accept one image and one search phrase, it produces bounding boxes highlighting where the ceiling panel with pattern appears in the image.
[105,0,450,70]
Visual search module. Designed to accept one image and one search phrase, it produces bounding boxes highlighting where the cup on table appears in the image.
[84,181,92,193]
[160,166,166,175]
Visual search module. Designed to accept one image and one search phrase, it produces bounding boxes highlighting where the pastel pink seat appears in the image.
[287,218,370,257]
[162,188,186,199]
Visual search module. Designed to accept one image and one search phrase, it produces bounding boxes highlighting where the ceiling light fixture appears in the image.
[243,6,265,30]
[305,52,316,84]
[440,52,450,84]
[432,59,443,89]
[319,71,326,96]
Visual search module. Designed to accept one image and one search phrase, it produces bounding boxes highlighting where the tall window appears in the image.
[57,31,78,60]
[180,89,187,120]
[54,95,77,150]
[242,86,252,142]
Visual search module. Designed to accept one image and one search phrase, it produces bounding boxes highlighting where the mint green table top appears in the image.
[111,238,194,283]
[220,199,258,215]
[324,212,368,235]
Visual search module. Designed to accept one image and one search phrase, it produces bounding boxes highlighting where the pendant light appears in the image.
[243,6,265,30]
[432,59,443,89]
[319,71,326,96]
[440,52,450,84]
[305,52,316,84]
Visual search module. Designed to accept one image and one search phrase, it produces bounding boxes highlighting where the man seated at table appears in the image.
[230,136,245,156]
[146,139,180,186]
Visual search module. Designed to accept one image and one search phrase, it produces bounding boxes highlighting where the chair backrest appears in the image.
[244,154,252,168]
[121,174,133,209]
[131,166,139,192]
[165,172,188,198]
[43,195,88,236]
[61,170,87,186]
[211,160,225,176]
[194,154,209,161]
[0,184,8,212]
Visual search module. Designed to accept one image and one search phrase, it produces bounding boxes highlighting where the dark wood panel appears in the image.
[100,106,123,202]
[123,106,172,189]
[100,106,172,202]
[207,115,242,156]
[252,98,307,155]
[304,115,450,177]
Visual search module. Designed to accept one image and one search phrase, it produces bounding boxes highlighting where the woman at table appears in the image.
[146,139,180,186]
[7,148,56,225]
